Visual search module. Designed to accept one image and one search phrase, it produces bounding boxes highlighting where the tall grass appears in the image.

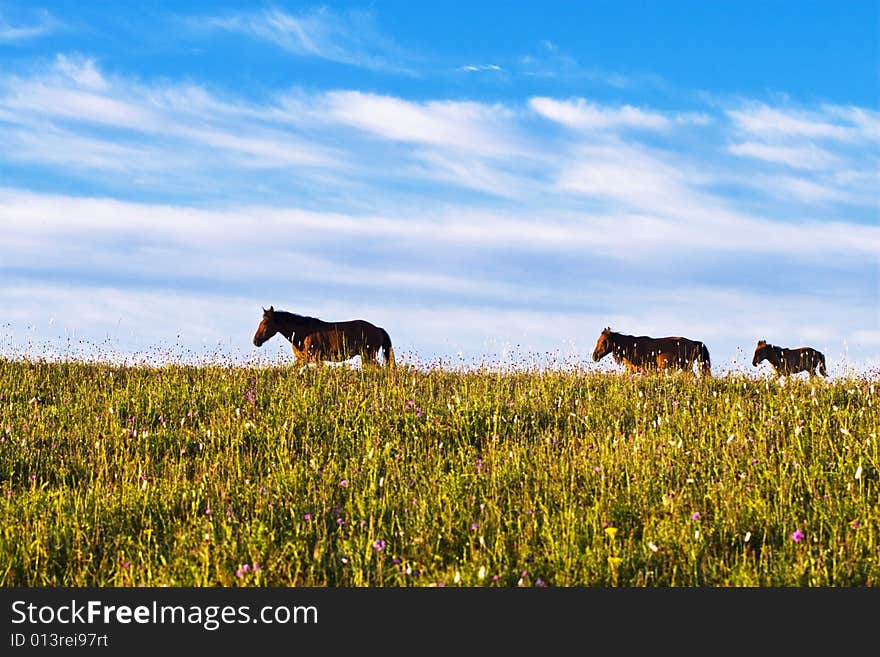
[0,357,877,586]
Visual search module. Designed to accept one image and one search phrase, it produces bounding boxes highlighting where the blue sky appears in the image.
[1,1,878,374]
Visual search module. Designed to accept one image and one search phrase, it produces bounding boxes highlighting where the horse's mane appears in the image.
[611,331,659,342]
[274,310,322,323]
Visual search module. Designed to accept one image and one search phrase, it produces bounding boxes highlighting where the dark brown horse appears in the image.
[752,340,827,378]
[592,327,711,376]
[252,306,395,368]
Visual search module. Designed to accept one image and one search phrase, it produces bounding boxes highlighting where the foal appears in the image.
[752,340,827,379]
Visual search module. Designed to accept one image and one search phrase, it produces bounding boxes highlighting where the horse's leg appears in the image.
[656,354,674,374]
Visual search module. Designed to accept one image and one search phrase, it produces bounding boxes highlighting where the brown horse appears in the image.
[592,327,711,376]
[252,306,395,368]
[752,340,827,378]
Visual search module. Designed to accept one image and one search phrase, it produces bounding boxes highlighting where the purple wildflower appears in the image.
[372,539,387,551]
[791,529,804,543]
[691,512,701,521]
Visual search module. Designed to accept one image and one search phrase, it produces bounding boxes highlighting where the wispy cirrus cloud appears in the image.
[198,6,413,74]
[530,97,675,131]
[304,91,524,156]
[727,141,842,171]
[0,9,58,42]
[724,101,880,208]
[458,64,502,73]
[726,102,880,142]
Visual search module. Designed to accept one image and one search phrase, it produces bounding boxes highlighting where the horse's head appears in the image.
[752,340,768,367]
[253,306,277,347]
[592,327,613,362]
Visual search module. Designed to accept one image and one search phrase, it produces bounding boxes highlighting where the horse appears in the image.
[252,306,395,368]
[591,327,711,376]
[752,340,827,379]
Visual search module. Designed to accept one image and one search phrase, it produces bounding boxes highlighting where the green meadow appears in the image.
[1,357,877,586]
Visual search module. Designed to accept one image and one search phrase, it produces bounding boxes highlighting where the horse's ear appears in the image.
[262,306,267,313]
[268,305,274,313]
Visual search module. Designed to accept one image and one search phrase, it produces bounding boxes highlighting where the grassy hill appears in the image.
[1,357,877,586]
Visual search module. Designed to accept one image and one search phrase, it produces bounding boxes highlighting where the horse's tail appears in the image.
[818,351,828,377]
[380,328,395,368]
[699,343,711,376]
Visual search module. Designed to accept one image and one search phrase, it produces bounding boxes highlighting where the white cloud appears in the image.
[313,91,523,157]
[530,97,672,130]
[728,141,841,170]
[0,11,57,42]
[201,7,410,73]
[54,54,107,90]
[0,58,341,174]
[458,64,502,72]
[726,103,875,142]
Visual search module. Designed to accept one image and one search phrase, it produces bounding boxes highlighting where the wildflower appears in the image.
[303,513,312,521]
[470,523,479,531]
[372,539,386,551]
[122,561,131,569]
[339,479,349,487]
[605,526,618,540]
[475,458,484,474]
[750,458,758,465]
[648,542,659,552]
[855,465,863,480]
[744,532,751,542]
[691,512,701,521]
[791,529,804,543]
[491,574,500,582]
[478,566,486,580]
[850,520,860,529]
